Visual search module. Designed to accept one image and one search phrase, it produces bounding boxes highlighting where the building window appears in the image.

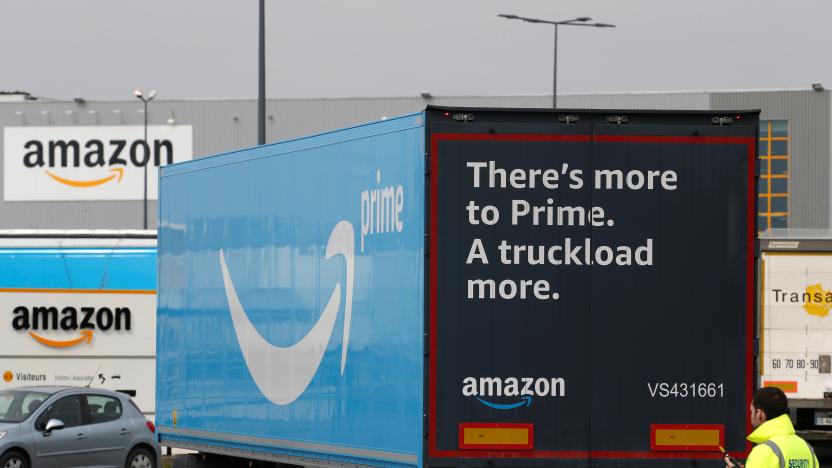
[758,120,789,232]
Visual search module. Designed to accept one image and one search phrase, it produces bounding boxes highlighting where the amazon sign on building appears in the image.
[3,126,192,201]
[0,88,828,231]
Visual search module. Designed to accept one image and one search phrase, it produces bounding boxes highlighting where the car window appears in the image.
[19,392,46,420]
[0,393,12,415]
[85,395,122,424]
[37,395,84,429]
[0,390,49,423]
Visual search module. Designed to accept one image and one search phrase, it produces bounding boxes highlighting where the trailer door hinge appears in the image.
[607,115,628,125]
[558,114,580,124]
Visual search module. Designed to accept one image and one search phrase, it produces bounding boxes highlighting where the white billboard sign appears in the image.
[0,289,156,357]
[3,125,193,201]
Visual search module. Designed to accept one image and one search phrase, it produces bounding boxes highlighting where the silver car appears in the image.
[0,386,160,468]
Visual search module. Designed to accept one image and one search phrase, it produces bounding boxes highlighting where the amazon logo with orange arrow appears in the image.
[12,305,131,349]
[29,329,94,349]
[20,136,176,190]
[45,167,124,188]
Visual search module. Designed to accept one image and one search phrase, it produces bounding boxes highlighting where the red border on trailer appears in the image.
[428,132,756,460]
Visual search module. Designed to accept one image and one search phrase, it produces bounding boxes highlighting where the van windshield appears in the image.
[0,390,49,423]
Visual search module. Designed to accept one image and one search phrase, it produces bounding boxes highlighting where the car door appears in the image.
[83,394,129,468]
[33,394,92,468]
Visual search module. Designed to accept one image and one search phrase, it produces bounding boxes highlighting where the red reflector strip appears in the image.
[458,423,533,450]
[650,424,724,452]
[763,381,798,393]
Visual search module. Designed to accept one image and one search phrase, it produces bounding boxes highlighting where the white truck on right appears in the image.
[761,238,832,446]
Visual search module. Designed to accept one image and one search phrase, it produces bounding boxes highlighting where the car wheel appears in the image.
[0,451,28,468]
[125,447,155,468]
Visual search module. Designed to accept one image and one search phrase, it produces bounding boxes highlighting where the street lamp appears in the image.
[134,88,156,230]
[498,14,615,109]
[258,0,266,145]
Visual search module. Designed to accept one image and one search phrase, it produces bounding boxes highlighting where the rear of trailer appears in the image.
[157,107,758,467]
[760,238,832,445]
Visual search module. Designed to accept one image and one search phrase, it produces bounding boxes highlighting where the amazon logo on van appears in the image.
[21,138,173,188]
[11,305,132,349]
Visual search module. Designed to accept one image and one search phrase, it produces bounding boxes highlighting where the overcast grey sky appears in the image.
[2,0,829,101]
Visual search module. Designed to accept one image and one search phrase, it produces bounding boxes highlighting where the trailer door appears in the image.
[427,110,756,467]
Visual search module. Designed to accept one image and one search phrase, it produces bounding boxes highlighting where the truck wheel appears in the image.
[0,451,29,468]
[125,447,155,468]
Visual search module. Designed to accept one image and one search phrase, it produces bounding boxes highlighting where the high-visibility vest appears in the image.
[753,438,816,468]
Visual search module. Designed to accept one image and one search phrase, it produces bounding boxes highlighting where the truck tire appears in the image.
[0,451,29,468]
[171,453,207,468]
[125,447,155,468]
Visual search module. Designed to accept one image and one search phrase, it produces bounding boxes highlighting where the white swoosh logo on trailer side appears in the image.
[219,221,355,405]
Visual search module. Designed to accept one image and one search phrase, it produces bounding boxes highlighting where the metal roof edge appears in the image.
[425,105,761,115]
[0,88,821,105]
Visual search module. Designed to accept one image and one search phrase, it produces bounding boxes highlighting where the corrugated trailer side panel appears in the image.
[157,114,425,466]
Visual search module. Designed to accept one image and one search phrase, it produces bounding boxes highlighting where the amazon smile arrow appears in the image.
[476,395,533,410]
[30,329,94,348]
[45,167,124,188]
[220,220,355,406]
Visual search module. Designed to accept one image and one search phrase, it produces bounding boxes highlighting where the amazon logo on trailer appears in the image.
[12,304,131,348]
[219,221,355,405]
[217,170,407,405]
[1,287,155,351]
[462,376,567,410]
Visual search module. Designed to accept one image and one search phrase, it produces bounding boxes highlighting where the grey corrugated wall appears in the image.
[0,91,827,229]
[710,90,831,230]
[558,92,709,110]
[0,95,559,229]
[0,99,258,229]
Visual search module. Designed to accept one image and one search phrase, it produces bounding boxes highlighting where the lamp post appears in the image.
[133,88,156,230]
[258,0,266,145]
[498,14,615,109]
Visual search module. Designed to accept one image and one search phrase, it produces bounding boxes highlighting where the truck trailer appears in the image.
[760,237,832,447]
[0,230,157,416]
[156,107,759,467]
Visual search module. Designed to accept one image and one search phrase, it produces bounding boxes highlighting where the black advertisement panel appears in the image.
[427,110,757,467]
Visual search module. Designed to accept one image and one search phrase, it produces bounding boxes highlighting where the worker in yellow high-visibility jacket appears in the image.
[726,387,818,468]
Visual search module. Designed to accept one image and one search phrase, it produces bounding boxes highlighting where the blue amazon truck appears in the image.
[156,107,759,467]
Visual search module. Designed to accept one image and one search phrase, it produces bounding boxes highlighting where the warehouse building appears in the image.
[0,88,828,232]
